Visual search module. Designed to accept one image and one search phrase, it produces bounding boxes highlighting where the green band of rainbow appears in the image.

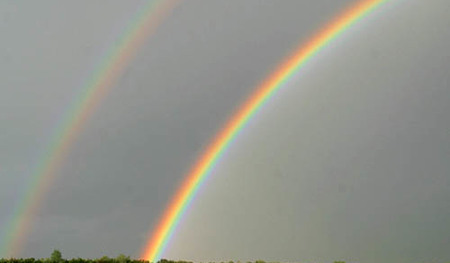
[140,0,388,261]
[0,0,178,257]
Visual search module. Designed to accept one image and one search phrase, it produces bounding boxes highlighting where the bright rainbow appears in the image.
[0,0,179,258]
[140,0,388,261]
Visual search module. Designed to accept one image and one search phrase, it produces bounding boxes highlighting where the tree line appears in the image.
[0,250,348,263]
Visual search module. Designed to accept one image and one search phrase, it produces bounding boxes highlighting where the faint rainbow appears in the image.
[140,0,388,261]
[0,0,179,258]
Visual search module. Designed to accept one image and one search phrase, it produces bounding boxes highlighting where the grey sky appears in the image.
[1,1,449,263]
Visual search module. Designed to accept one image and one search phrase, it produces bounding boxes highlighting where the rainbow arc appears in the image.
[0,0,179,257]
[140,0,388,261]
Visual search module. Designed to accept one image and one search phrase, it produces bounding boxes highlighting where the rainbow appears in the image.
[140,0,388,261]
[0,0,179,258]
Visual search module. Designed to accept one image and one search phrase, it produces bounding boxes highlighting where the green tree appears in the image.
[50,250,62,263]
[116,255,130,263]
[157,259,169,263]
[98,256,110,263]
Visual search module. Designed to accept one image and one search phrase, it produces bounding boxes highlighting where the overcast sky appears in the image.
[1,1,450,263]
